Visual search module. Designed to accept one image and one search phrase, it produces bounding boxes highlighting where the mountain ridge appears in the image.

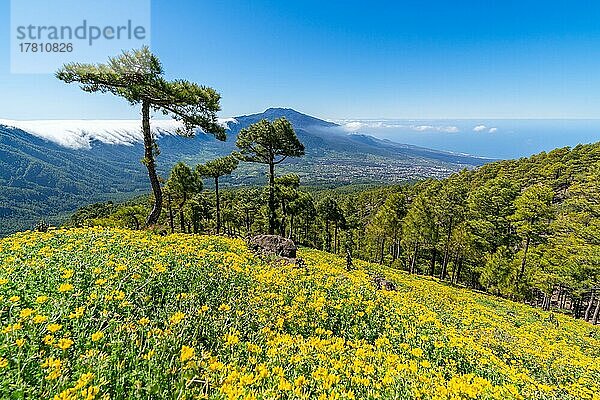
[0,108,491,236]
[0,108,490,161]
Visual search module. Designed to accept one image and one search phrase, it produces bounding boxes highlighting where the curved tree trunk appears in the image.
[454,256,463,284]
[179,209,185,232]
[142,100,162,226]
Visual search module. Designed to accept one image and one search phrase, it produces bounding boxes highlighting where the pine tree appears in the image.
[167,162,203,232]
[235,118,305,234]
[511,184,554,294]
[56,47,224,226]
[196,155,239,234]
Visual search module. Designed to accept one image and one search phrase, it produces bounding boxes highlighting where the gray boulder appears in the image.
[373,275,397,291]
[248,235,297,258]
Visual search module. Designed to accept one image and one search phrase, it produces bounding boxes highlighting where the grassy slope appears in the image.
[0,229,598,399]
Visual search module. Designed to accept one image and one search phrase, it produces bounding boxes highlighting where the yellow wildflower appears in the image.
[2,322,22,333]
[69,306,85,319]
[218,304,231,312]
[224,333,239,346]
[33,315,48,324]
[169,311,186,325]
[60,269,74,279]
[58,283,73,293]
[142,349,155,360]
[198,305,209,314]
[42,357,62,380]
[47,323,62,333]
[295,375,307,387]
[411,347,424,358]
[278,377,292,391]
[43,335,55,345]
[180,345,195,362]
[56,338,74,350]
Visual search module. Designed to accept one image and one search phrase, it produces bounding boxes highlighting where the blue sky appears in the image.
[2,0,600,121]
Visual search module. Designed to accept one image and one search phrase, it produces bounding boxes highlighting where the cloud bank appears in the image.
[0,118,236,150]
[337,120,460,134]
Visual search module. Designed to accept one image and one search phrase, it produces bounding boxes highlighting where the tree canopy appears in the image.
[235,118,305,234]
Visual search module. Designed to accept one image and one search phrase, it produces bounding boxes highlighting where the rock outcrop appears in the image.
[248,235,297,259]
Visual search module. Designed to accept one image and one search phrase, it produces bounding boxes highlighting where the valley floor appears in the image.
[0,228,599,399]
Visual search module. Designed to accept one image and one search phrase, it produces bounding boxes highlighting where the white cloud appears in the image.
[441,126,460,133]
[339,120,405,132]
[413,125,434,131]
[341,121,368,132]
[339,120,459,134]
[414,125,459,133]
[473,125,498,133]
[0,118,235,150]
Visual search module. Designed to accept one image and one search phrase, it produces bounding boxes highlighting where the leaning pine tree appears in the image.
[56,47,225,226]
[235,118,305,235]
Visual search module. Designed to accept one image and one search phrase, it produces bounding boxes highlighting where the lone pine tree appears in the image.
[235,118,305,234]
[56,47,225,226]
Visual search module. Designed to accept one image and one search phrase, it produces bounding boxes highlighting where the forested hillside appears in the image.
[327,142,600,317]
[0,125,148,234]
[70,142,600,321]
[351,143,600,309]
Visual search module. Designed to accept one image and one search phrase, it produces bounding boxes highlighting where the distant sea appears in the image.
[335,119,600,159]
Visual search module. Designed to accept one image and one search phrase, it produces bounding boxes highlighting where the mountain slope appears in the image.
[0,228,598,398]
[0,126,149,234]
[0,108,491,235]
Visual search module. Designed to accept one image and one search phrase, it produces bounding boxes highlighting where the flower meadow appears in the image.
[0,228,599,399]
